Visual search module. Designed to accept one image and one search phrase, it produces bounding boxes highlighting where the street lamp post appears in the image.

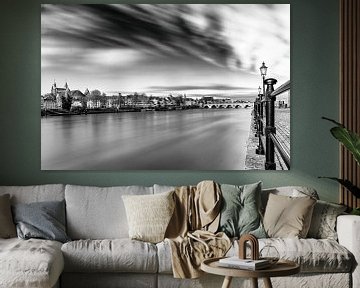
[260,62,268,95]
[264,78,277,170]
[259,62,267,133]
[258,86,264,129]
[257,62,278,169]
[255,64,267,157]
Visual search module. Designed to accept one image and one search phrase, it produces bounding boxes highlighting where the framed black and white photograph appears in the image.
[41,4,290,170]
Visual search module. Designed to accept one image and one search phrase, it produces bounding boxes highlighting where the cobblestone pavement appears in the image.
[245,108,290,170]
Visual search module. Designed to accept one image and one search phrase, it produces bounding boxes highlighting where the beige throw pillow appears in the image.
[0,194,17,238]
[263,193,316,238]
[122,191,175,243]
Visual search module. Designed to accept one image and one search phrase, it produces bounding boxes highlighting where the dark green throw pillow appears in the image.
[12,200,70,243]
[218,182,266,238]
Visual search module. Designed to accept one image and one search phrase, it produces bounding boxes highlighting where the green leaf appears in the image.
[322,117,360,165]
[330,127,360,165]
[319,177,360,198]
[322,116,344,127]
[351,208,360,215]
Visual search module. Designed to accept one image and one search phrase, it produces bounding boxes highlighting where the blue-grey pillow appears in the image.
[12,200,70,243]
[218,182,266,238]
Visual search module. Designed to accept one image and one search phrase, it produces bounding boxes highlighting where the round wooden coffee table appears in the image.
[201,257,300,288]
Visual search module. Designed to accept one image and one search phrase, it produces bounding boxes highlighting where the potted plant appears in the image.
[320,117,360,215]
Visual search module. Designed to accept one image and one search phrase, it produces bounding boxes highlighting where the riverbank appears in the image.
[41,106,252,117]
[41,107,142,117]
[244,113,265,169]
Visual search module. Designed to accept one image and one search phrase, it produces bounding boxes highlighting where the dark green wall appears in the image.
[0,0,340,202]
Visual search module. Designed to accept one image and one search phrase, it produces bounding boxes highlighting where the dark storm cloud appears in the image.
[42,4,238,68]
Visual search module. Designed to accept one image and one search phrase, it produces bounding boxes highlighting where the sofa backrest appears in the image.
[153,184,176,194]
[261,186,319,212]
[0,184,321,240]
[0,184,65,204]
[65,184,154,240]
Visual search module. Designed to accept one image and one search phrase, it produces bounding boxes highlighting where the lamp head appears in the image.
[260,62,268,77]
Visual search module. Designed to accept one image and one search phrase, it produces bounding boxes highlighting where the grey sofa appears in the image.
[0,184,359,288]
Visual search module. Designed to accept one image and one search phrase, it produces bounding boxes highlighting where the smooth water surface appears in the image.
[41,109,252,170]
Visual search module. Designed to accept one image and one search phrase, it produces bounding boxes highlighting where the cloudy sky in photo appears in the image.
[41,4,290,99]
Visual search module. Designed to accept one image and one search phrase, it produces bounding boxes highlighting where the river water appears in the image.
[41,109,252,170]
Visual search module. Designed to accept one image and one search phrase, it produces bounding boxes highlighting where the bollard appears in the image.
[259,93,264,135]
[255,93,265,155]
[253,97,258,122]
[264,78,277,170]
[254,97,260,135]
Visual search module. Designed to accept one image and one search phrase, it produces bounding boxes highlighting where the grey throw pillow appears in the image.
[218,182,266,238]
[307,200,347,240]
[12,200,70,243]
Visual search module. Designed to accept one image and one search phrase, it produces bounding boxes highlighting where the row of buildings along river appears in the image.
[41,82,254,115]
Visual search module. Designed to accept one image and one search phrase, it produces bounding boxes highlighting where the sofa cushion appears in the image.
[156,240,173,274]
[263,194,316,238]
[157,237,353,274]
[122,191,175,243]
[65,185,153,239]
[12,200,70,243]
[307,200,347,240]
[0,238,64,288]
[225,238,354,274]
[262,238,353,273]
[0,194,16,238]
[218,182,266,238]
[0,184,65,204]
[61,239,158,273]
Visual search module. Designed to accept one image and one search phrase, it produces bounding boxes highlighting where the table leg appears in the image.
[221,276,233,288]
[251,278,258,288]
[263,277,273,288]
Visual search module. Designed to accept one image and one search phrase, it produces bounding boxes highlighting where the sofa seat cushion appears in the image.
[261,238,353,272]
[157,238,354,274]
[62,239,158,273]
[228,238,354,273]
[0,238,64,288]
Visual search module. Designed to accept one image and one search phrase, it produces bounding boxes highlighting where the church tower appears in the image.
[64,82,71,99]
[51,81,57,96]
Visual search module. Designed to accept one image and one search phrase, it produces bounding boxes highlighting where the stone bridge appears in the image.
[203,103,253,109]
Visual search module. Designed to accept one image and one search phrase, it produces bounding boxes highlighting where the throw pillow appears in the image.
[218,182,266,238]
[307,200,347,240]
[263,193,316,238]
[122,190,175,243]
[12,200,70,243]
[0,194,17,238]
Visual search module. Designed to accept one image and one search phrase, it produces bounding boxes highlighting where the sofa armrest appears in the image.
[337,215,360,288]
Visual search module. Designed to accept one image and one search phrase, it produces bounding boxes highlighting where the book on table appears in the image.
[218,257,271,270]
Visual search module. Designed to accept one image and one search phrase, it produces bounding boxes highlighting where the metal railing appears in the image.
[253,80,290,170]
